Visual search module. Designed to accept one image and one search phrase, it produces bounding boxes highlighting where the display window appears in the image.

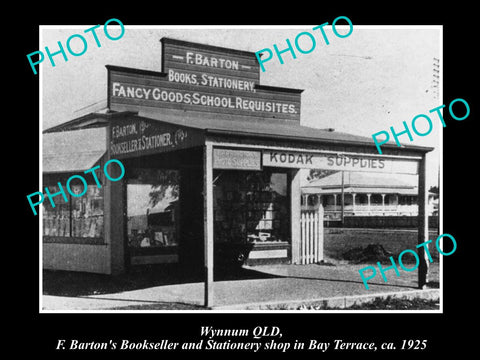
[42,183,104,238]
[126,168,180,249]
[213,170,289,244]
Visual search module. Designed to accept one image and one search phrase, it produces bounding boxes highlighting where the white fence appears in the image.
[300,207,324,264]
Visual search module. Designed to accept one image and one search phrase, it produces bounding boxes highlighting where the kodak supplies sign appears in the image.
[262,151,419,175]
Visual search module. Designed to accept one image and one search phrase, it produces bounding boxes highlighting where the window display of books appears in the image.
[42,185,104,238]
[214,180,287,244]
[128,226,177,248]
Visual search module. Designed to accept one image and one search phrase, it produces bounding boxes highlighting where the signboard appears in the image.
[109,117,203,158]
[213,148,262,170]
[262,151,419,175]
[161,37,260,86]
[107,38,301,121]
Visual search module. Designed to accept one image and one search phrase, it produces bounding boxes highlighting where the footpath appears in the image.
[42,263,440,311]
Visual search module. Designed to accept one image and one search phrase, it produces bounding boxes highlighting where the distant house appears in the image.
[301,171,437,219]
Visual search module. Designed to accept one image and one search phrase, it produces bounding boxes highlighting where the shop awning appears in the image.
[136,109,381,147]
[43,127,106,173]
[43,109,434,154]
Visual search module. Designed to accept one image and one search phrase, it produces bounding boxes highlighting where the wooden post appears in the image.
[309,213,312,264]
[318,204,324,261]
[105,124,125,275]
[417,154,429,289]
[313,211,320,263]
[290,169,301,264]
[203,143,214,306]
[340,171,345,225]
[300,213,305,264]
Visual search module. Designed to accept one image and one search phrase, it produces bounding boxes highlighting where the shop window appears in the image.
[126,169,179,249]
[42,183,104,238]
[213,170,289,244]
[71,185,104,238]
[42,184,71,237]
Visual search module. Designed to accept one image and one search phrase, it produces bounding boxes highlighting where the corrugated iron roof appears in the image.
[135,109,395,147]
[41,106,433,175]
[44,108,433,153]
[43,128,106,173]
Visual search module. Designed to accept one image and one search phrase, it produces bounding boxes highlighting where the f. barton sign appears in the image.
[262,151,419,175]
[107,38,301,121]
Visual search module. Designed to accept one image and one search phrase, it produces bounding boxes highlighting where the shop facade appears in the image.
[42,37,433,305]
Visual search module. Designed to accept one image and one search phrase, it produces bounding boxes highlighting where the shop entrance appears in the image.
[125,166,181,267]
[212,169,291,267]
[123,148,205,273]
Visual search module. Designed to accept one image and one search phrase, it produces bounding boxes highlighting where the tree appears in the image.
[130,169,180,208]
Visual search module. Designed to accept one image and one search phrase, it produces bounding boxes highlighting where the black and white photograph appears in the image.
[38,25,443,312]
[16,8,476,357]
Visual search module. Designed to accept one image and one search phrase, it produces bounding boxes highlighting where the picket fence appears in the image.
[300,208,324,264]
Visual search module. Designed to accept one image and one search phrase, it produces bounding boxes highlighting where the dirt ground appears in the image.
[324,228,440,262]
[42,228,442,310]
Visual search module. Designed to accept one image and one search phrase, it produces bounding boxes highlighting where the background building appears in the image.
[301,171,438,218]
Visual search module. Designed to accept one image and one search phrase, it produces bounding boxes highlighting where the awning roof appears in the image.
[44,109,432,153]
[42,107,433,170]
[43,127,106,173]
[136,108,426,150]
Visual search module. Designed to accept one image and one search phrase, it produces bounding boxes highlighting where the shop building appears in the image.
[42,37,433,305]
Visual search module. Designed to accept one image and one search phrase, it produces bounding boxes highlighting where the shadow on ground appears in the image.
[43,264,280,297]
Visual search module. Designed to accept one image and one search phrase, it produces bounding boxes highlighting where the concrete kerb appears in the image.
[210,289,440,310]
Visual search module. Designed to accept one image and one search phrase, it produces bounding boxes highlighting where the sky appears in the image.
[40,25,442,188]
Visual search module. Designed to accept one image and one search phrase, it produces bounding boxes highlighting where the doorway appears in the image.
[125,167,181,266]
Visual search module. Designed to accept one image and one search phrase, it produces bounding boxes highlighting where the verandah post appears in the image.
[203,142,214,306]
[417,154,429,289]
[290,169,301,264]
